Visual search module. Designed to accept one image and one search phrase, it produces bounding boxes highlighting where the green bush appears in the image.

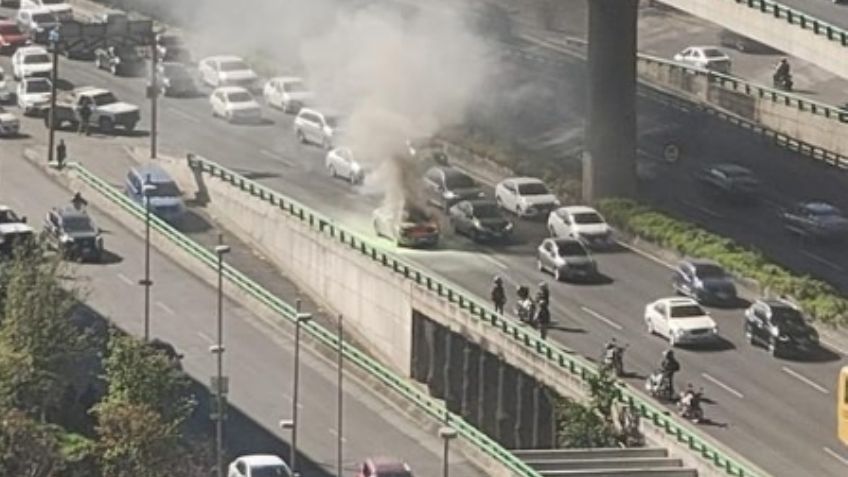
[598,198,848,328]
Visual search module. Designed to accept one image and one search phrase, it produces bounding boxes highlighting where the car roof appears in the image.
[53,205,90,219]
[0,20,19,27]
[508,176,545,185]
[660,297,700,307]
[203,55,245,63]
[0,205,10,212]
[682,258,721,268]
[16,45,48,55]
[0,223,34,234]
[463,199,497,208]
[758,298,797,310]
[21,7,56,16]
[74,86,110,95]
[550,237,583,246]
[800,201,839,213]
[712,163,752,174]
[442,167,471,179]
[239,454,286,467]
[558,205,599,215]
[690,45,725,52]
[23,76,50,84]
[132,163,174,182]
[215,86,251,95]
[367,457,411,472]
[271,76,304,83]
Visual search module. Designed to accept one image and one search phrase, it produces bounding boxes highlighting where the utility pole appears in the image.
[211,237,231,477]
[291,299,312,474]
[149,31,159,159]
[140,177,156,341]
[47,27,60,164]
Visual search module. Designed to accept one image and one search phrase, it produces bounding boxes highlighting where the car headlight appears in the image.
[770,327,780,337]
[472,218,482,229]
[504,222,513,231]
[672,328,685,337]
[711,326,719,334]
[60,234,73,243]
[444,191,458,200]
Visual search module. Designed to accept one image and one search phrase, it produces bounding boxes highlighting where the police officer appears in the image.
[56,139,66,168]
[491,276,506,314]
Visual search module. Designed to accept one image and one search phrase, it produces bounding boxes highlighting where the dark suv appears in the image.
[744,299,818,357]
[695,163,759,202]
[423,166,485,211]
[672,259,737,305]
[42,205,104,262]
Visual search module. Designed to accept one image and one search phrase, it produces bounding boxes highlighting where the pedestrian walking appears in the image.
[56,139,66,168]
[491,276,506,314]
[535,298,551,340]
[78,99,93,136]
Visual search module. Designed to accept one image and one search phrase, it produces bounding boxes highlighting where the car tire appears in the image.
[99,117,113,133]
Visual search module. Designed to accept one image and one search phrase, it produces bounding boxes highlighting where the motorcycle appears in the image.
[601,344,626,377]
[514,297,535,324]
[773,72,793,92]
[677,388,705,423]
[645,370,674,401]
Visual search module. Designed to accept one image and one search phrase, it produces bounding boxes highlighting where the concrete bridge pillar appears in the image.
[461,342,481,423]
[445,332,463,414]
[535,385,556,448]
[410,313,429,382]
[496,364,518,448]
[514,373,536,448]
[426,323,446,399]
[478,352,499,437]
[583,0,639,201]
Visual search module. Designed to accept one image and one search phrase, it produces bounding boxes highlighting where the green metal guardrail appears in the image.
[729,0,848,47]
[68,162,542,477]
[183,155,764,477]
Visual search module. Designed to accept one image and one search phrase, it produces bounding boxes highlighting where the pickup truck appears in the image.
[41,86,140,132]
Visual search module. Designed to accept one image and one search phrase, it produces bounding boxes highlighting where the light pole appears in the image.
[139,177,156,341]
[291,299,311,474]
[211,240,230,477]
[149,30,159,158]
[46,27,60,164]
[278,419,295,474]
[438,426,458,477]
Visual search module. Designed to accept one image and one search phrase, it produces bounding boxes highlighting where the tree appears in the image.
[0,407,66,477]
[553,368,620,448]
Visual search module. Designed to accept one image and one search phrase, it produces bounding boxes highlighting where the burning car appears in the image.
[372,204,440,248]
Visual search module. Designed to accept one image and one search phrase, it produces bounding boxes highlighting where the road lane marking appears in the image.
[614,240,676,270]
[280,392,304,408]
[481,254,509,270]
[156,301,176,315]
[682,200,724,219]
[260,149,294,168]
[580,306,623,330]
[196,331,214,345]
[800,250,845,273]
[328,427,347,443]
[116,273,134,286]
[782,366,829,394]
[820,338,848,357]
[701,373,744,399]
[166,106,201,123]
[824,447,848,467]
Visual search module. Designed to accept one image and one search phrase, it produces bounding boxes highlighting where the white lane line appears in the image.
[167,106,200,123]
[820,338,848,357]
[116,273,134,286]
[328,428,347,443]
[580,306,623,330]
[260,149,294,168]
[701,372,744,399]
[280,392,305,408]
[156,301,176,315]
[196,331,214,345]
[782,366,829,394]
[682,200,724,219]
[614,240,676,270]
[481,254,509,271]
[801,250,846,273]
[824,447,848,467]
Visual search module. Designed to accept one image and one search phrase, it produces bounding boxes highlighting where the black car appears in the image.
[695,163,759,201]
[744,299,819,357]
[156,33,192,63]
[155,62,198,97]
[95,46,146,76]
[781,201,848,240]
[42,206,104,262]
[672,259,737,305]
[423,166,485,211]
[448,199,513,242]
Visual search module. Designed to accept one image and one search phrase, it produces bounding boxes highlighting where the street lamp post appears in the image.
[139,177,156,341]
[149,31,159,158]
[47,27,60,164]
[291,300,311,474]
[211,240,230,477]
[438,426,458,477]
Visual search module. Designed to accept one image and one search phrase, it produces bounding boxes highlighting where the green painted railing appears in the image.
[730,0,848,47]
[68,162,541,477]
[183,155,764,477]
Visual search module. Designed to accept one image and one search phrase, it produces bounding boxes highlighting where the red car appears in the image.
[356,457,413,477]
[0,21,29,54]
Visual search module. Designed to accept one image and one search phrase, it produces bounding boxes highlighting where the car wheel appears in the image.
[646,319,655,335]
[99,117,113,133]
[328,165,336,177]
[296,129,307,144]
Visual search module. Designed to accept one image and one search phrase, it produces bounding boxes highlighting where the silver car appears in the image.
[294,107,343,149]
[537,237,598,282]
[325,147,365,184]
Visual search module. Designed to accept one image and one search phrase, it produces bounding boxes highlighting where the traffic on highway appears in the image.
[1,0,848,475]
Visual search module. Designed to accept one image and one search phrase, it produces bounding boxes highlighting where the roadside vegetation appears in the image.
[0,241,212,477]
[554,369,626,448]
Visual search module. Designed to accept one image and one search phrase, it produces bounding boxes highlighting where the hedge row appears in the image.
[597,198,848,328]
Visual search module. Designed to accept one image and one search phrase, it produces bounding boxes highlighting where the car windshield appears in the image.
[252,465,289,477]
[43,0,65,4]
[771,308,806,328]
[26,80,50,93]
[517,182,549,195]
[703,48,725,58]
[0,24,20,34]
[444,173,475,189]
[283,81,307,93]
[572,212,603,224]
[472,203,501,218]
[91,92,117,106]
[670,304,706,318]
[0,210,22,223]
[63,216,95,233]
[693,263,726,278]
[227,91,252,103]
[147,181,180,198]
[220,60,248,72]
[32,13,57,23]
[24,54,50,64]
[557,241,586,256]
[806,203,843,217]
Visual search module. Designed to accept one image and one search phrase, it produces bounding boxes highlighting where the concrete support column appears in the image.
[478,352,499,438]
[444,332,462,414]
[514,374,536,448]
[496,364,517,449]
[427,324,447,399]
[460,342,480,423]
[583,0,639,201]
[410,312,429,382]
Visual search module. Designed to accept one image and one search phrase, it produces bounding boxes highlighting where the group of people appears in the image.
[490,276,552,339]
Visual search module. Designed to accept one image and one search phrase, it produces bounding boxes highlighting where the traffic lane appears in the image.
[778,0,848,30]
[0,147,485,477]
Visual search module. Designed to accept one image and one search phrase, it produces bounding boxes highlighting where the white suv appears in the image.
[293,108,343,149]
[17,77,52,115]
[198,55,258,90]
[11,45,52,80]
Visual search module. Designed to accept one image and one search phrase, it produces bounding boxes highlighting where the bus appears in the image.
[839,366,848,446]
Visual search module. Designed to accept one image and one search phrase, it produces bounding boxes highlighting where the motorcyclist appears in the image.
[71,192,88,211]
[660,349,680,395]
[535,297,551,339]
[603,338,624,375]
[515,285,535,324]
[491,276,506,314]
[679,384,703,421]
[773,58,792,86]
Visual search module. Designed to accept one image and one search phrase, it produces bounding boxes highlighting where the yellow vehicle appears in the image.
[839,366,848,446]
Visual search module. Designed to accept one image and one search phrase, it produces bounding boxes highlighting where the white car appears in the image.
[547,205,614,248]
[494,177,560,218]
[263,76,314,113]
[15,8,60,42]
[16,76,51,115]
[325,147,365,184]
[210,86,262,123]
[0,67,12,104]
[293,107,343,149]
[673,46,731,74]
[11,46,52,80]
[20,0,73,21]
[198,55,258,90]
[227,454,293,477]
[0,106,20,137]
[644,297,720,347]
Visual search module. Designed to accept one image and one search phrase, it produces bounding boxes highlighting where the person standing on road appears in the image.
[491,276,506,314]
[56,139,66,168]
[536,282,549,307]
[535,297,551,340]
[78,98,93,136]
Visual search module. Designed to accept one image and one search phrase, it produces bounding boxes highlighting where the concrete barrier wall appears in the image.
[659,0,848,80]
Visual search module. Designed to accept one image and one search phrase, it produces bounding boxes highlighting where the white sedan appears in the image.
[0,106,20,137]
[227,454,292,477]
[16,76,51,115]
[210,86,262,123]
[11,45,52,80]
[673,46,731,74]
[547,205,614,248]
[494,177,560,218]
[325,147,365,184]
[263,76,314,113]
[644,297,720,347]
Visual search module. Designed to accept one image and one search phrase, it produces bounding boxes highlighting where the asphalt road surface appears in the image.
[0,145,486,477]
[2,1,848,475]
